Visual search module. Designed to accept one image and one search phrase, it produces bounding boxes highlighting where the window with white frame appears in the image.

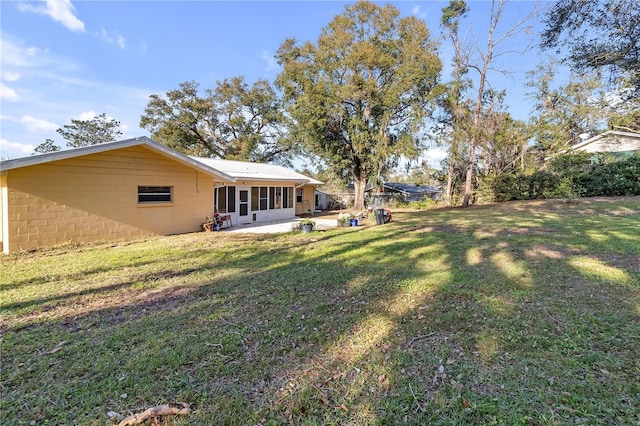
[283,186,294,208]
[259,186,268,210]
[215,186,236,213]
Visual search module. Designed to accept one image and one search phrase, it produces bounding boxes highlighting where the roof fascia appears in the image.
[0,137,143,171]
[0,137,236,181]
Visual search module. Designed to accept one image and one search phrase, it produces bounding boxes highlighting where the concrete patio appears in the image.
[224,217,342,234]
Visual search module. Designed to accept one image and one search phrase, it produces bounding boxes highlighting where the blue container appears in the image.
[350,219,358,227]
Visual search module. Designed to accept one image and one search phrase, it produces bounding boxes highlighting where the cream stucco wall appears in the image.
[2,146,214,253]
[295,185,317,215]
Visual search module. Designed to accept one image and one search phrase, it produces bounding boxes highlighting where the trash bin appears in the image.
[374,208,385,225]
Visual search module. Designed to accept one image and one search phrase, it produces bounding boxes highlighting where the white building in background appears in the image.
[571,130,640,154]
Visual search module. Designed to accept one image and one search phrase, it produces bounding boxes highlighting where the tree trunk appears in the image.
[352,159,367,211]
[462,140,476,207]
[446,159,455,207]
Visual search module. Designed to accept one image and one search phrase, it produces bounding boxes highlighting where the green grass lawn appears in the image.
[1,197,639,425]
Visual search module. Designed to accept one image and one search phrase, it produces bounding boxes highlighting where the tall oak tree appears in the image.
[140,77,294,164]
[275,1,442,210]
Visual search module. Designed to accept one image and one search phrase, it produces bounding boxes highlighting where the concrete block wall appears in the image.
[2,145,214,253]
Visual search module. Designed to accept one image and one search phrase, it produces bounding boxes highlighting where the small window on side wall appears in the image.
[138,186,172,203]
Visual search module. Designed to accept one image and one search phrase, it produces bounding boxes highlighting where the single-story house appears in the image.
[0,137,322,253]
[570,130,640,154]
[368,182,442,204]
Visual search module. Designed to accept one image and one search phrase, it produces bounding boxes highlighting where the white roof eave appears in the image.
[0,137,237,182]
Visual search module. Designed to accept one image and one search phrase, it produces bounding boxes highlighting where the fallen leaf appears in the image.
[313,385,329,405]
[325,371,346,383]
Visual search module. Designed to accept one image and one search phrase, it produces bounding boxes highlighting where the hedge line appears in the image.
[488,153,640,202]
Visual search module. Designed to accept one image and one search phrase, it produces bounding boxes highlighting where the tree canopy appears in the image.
[275,1,442,210]
[541,0,640,93]
[140,77,294,164]
[33,138,61,155]
[57,113,122,148]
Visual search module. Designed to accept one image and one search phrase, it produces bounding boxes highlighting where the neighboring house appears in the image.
[369,182,442,205]
[570,130,640,155]
[314,189,336,211]
[0,137,322,253]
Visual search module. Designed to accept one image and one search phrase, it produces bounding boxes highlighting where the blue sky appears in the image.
[1,0,550,161]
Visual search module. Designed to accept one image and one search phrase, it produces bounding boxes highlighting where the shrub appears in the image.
[575,154,640,196]
[395,198,440,210]
[486,153,640,201]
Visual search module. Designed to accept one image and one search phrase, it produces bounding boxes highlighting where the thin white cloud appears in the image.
[2,71,21,82]
[20,115,60,133]
[261,50,278,73]
[411,5,428,19]
[0,82,20,101]
[97,27,127,50]
[18,0,85,33]
[0,139,35,158]
[78,111,98,121]
[1,35,79,74]
[1,36,44,68]
[1,35,149,155]
[76,111,124,129]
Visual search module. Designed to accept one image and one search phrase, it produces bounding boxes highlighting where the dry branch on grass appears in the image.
[117,402,190,426]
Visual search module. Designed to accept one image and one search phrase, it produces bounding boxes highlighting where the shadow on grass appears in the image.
[1,197,639,424]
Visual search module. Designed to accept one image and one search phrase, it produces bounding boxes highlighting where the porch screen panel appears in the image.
[259,187,268,210]
[217,187,227,213]
[227,186,236,213]
[275,187,282,209]
[269,187,275,209]
[251,187,259,211]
